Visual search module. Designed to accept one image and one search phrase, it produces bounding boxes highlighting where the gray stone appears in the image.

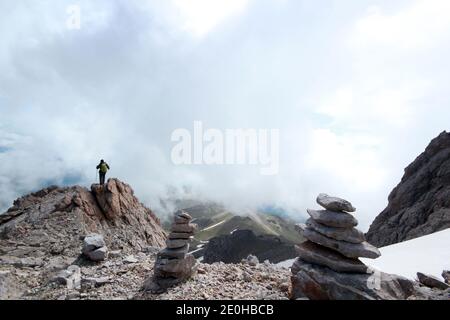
[168,232,193,240]
[153,253,197,278]
[417,272,450,290]
[158,244,189,259]
[82,234,106,254]
[290,260,444,300]
[304,218,365,244]
[294,242,369,273]
[301,226,381,259]
[81,276,111,287]
[317,193,356,212]
[171,223,197,233]
[244,254,259,266]
[86,246,108,261]
[175,210,192,221]
[108,250,122,258]
[166,239,190,249]
[442,270,450,284]
[123,255,139,264]
[307,209,358,228]
[54,265,81,290]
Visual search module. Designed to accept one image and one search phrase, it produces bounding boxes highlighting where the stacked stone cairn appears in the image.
[144,210,198,293]
[291,194,381,297]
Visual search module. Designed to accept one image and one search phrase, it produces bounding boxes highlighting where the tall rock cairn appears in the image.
[291,194,381,299]
[144,210,198,293]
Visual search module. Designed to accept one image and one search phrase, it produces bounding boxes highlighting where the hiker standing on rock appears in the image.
[96,159,110,185]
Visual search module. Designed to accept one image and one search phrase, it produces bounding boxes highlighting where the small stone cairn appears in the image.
[292,194,381,276]
[144,210,198,293]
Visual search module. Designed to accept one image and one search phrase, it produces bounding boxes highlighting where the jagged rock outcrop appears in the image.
[367,131,450,247]
[143,210,198,293]
[0,178,167,298]
[203,229,298,264]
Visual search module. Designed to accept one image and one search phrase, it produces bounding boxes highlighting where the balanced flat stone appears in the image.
[307,209,358,228]
[175,210,192,221]
[174,216,190,224]
[168,232,193,240]
[302,226,381,259]
[304,218,365,244]
[295,241,369,273]
[158,244,189,259]
[171,223,197,233]
[166,239,190,249]
[317,193,356,212]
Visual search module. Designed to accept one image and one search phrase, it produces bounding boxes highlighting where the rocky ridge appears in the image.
[367,131,450,247]
[0,178,166,299]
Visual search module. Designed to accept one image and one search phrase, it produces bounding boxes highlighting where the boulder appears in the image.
[86,246,108,262]
[291,260,442,300]
[294,242,369,274]
[317,193,356,213]
[307,209,358,228]
[417,272,450,290]
[301,226,380,259]
[303,219,365,244]
[82,234,106,254]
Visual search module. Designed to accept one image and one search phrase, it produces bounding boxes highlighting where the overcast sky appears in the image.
[1,0,450,230]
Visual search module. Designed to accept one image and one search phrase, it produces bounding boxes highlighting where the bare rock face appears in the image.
[0,178,167,298]
[366,131,450,247]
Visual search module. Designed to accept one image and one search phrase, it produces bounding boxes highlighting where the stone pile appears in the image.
[144,210,198,293]
[291,194,384,299]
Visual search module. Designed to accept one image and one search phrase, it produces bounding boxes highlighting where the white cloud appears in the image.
[351,0,450,50]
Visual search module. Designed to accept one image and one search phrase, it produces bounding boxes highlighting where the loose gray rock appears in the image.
[53,265,81,290]
[244,255,259,266]
[304,218,365,244]
[82,234,106,255]
[317,193,356,212]
[86,246,108,262]
[417,272,450,290]
[123,255,139,264]
[307,209,358,228]
[301,226,381,259]
[294,242,369,274]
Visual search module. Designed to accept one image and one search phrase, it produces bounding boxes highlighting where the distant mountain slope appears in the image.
[366,131,450,247]
[202,229,298,264]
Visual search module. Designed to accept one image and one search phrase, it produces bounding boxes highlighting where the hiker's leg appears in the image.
[100,172,105,185]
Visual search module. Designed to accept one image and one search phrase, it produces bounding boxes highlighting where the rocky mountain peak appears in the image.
[0,178,167,261]
[366,131,450,247]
